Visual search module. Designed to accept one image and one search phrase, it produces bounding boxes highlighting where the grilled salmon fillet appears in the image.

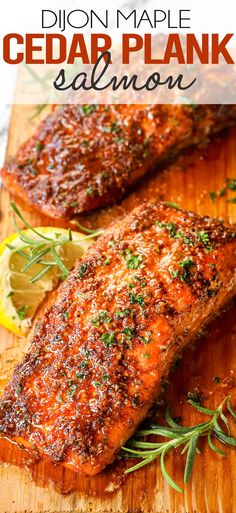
[2,105,236,221]
[0,202,236,475]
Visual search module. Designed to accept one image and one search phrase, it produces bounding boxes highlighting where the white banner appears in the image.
[0,0,236,104]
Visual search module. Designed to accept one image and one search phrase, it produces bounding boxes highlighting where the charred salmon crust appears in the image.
[0,202,236,475]
[2,104,236,220]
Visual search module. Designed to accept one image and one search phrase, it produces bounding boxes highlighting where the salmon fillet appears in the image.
[0,202,236,475]
[2,105,236,221]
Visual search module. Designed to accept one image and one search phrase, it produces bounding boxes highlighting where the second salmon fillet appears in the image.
[0,202,236,474]
[2,104,236,221]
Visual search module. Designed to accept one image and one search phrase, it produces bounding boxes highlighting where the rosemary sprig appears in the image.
[30,103,47,120]
[8,202,103,284]
[71,219,101,235]
[122,396,236,493]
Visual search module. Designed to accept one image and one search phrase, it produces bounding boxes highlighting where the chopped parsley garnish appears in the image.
[209,191,216,203]
[86,186,94,196]
[70,201,78,207]
[228,198,236,204]
[81,105,96,116]
[36,141,44,151]
[156,221,177,238]
[127,280,137,289]
[140,331,152,344]
[115,309,130,319]
[16,384,22,395]
[94,381,101,387]
[156,221,194,246]
[121,327,135,339]
[102,121,121,133]
[17,305,29,320]
[226,178,236,191]
[207,178,236,203]
[102,373,110,381]
[197,230,212,251]
[100,331,116,346]
[179,258,194,283]
[92,310,111,327]
[165,202,180,210]
[77,263,87,279]
[82,349,90,358]
[198,231,209,244]
[75,371,85,380]
[123,249,142,269]
[62,310,69,321]
[116,137,125,144]
[181,235,192,245]
[219,187,226,197]
[7,291,14,298]
[68,383,77,398]
[180,258,194,269]
[129,292,145,307]
[171,270,179,279]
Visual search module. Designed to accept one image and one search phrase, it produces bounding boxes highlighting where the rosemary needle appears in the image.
[30,103,47,120]
[122,395,236,492]
[8,202,103,284]
[71,219,102,235]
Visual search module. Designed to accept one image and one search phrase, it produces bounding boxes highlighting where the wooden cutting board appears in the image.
[0,105,236,513]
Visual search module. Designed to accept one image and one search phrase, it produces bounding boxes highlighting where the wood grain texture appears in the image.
[0,104,236,513]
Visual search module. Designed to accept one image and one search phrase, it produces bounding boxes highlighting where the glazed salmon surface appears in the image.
[0,202,236,475]
[2,105,236,221]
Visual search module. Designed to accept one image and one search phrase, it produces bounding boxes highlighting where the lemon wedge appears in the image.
[0,227,93,336]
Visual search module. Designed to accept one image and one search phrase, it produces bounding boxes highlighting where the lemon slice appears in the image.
[0,227,93,336]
